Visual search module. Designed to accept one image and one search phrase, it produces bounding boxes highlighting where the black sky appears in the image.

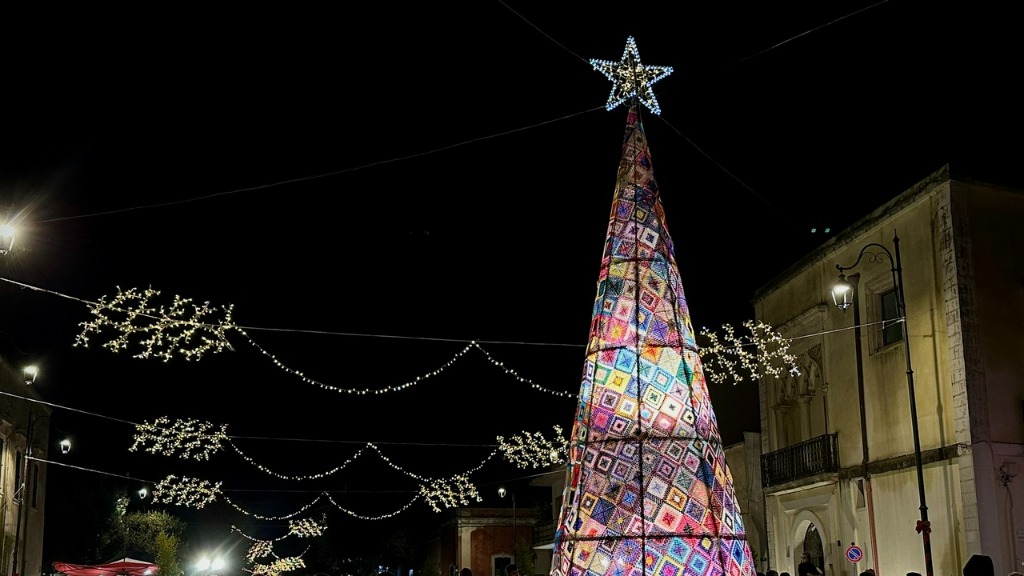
[0,0,1019,568]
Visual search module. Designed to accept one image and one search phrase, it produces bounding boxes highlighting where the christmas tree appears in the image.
[550,38,755,576]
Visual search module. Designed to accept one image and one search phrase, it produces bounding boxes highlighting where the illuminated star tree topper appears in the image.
[590,36,673,115]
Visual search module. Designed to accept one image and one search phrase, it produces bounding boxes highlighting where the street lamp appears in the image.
[0,223,15,254]
[60,438,71,454]
[11,365,39,576]
[498,487,516,559]
[831,230,932,576]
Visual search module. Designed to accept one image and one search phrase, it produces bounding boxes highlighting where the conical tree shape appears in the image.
[550,106,755,576]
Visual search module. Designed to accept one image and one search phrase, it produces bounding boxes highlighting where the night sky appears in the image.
[0,0,1018,571]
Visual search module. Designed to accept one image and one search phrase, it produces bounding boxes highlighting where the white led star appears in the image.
[590,36,673,115]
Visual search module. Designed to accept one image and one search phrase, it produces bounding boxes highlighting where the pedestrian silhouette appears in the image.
[963,555,994,576]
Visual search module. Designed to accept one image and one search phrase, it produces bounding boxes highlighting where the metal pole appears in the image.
[850,274,881,575]
[512,493,517,562]
[891,234,932,576]
[834,231,931,576]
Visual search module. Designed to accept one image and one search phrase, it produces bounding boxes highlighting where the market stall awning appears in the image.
[53,557,158,576]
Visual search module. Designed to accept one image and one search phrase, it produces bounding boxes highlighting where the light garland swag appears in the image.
[74,284,796,392]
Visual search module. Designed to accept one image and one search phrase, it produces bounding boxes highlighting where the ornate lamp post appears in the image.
[831,231,931,576]
[11,366,38,576]
[498,487,516,558]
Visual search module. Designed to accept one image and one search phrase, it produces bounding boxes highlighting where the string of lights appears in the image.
[2,276,895,392]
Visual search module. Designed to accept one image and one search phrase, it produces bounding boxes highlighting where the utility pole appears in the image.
[11,411,34,576]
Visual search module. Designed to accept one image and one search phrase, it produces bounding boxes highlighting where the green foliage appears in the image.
[419,545,441,576]
[154,532,182,576]
[97,490,187,564]
[514,537,534,576]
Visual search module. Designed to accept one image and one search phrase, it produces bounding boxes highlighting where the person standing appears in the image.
[797,553,822,576]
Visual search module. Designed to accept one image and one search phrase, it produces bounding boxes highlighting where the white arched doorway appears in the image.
[790,509,829,575]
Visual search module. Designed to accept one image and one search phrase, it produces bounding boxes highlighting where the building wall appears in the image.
[435,508,534,576]
[0,353,49,576]
[752,166,1024,576]
[724,432,767,571]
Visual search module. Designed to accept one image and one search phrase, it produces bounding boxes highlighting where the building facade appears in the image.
[752,165,1024,576]
[430,506,536,576]
[0,352,49,576]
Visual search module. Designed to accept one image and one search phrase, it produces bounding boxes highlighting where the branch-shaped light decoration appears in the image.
[419,474,481,513]
[697,319,799,384]
[497,425,568,469]
[288,516,327,538]
[75,286,235,362]
[250,556,306,576]
[130,416,228,460]
[247,541,274,563]
[151,475,222,509]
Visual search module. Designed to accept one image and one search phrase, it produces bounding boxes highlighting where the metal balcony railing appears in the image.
[760,433,840,488]
[533,521,556,546]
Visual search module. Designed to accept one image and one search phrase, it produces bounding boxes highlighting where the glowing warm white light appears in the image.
[23,365,38,385]
[590,36,673,115]
[0,224,15,254]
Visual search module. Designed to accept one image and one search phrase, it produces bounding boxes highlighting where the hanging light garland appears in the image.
[223,493,323,521]
[74,286,234,361]
[325,492,422,520]
[228,439,367,480]
[151,475,221,508]
[697,319,799,384]
[68,284,795,393]
[497,425,568,469]
[131,416,227,460]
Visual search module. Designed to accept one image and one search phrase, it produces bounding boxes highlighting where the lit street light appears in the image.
[831,230,932,576]
[12,365,40,576]
[0,223,15,254]
[195,555,227,576]
[498,487,516,561]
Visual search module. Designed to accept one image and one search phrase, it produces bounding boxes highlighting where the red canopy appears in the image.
[53,558,158,576]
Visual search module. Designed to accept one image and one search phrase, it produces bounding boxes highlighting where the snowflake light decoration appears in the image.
[130,416,228,460]
[75,286,235,362]
[497,425,568,469]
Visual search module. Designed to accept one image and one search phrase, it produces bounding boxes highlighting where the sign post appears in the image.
[845,544,863,564]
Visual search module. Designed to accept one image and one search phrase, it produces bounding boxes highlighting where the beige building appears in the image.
[725,432,768,572]
[0,351,49,576]
[752,165,1024,576]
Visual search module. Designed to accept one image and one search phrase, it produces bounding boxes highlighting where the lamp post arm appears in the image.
[835,242,896,276]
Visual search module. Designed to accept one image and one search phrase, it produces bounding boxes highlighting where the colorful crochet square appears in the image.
[550,106,755,576]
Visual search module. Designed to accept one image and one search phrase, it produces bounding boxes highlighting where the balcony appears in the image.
[533,521,556,547]
[760,433,840,489]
